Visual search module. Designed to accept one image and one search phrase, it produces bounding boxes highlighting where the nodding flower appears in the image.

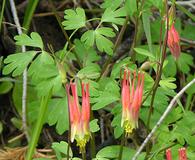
[166,148,172,160]
[179,148,187,160]
[166,148,187,160]
[167,23,181,60]
[66,82,90,152]
[121,70,144,136]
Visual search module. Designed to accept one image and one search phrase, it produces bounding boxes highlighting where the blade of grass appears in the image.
[142,11,153,54]
[26,89,52,160]
[176,3,195,21]
[0,0,6,31]
[22,0,39,32]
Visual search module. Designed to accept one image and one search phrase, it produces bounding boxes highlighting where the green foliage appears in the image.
[52,141,73,160]
[3,51,37,76]
[46,97,69,135]
[62,8,86,30]
[0,81,13,94]
[22,0,39,32]
[134,48,155,59]
[74,39,100,66]
[14,32,43,49]
[125,0,137,17]
[77,63,101,79]
[91,78,120,110]
[101,7,126,25]
[96,145,145,160]
[142,12,153,53]
[1,1,195,160]
[90,119,100,133]
[81,27,116,55]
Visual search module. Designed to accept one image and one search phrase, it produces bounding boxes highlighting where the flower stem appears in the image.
[118,133,125,160]
[90,110,96,158]
[145,0,169,158]
[99,16,129,79]
[82,150,87,160]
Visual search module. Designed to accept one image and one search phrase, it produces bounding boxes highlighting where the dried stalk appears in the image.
[9,0,29,141]
[132,78,195,160]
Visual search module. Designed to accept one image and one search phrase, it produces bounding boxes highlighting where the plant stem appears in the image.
[90,110,96,158]
[148,143,176,160]
[9,0,30,142]
[0,0,6,31]
[145,0,169,157]
[118,133,125,160]
[26,89,52,160]
[49,0,82,68]
[64,83,71,160]
[186,94,193,111]
[132,78,195,160]
[129,16,139,61]
[82,150,86,160]
[99,16,129,79]
[22,0,39,33]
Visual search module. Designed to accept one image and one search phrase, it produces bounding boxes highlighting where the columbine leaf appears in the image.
[0,81,13,94]
[81,30,95,46]
[160,77,177,89]
[92,92,119,110]
[3,51,37,76]
[101,7,126,25]
[62,8,86,30]
[77,63,101,79]
[28,52,55,80]
[101,0,123,10]
[74,39,100,66]
[95,30,114,55]
[177,53,193,74]
[134,48,155,59]
[96,27,116,37]
[52,141,73,159]
[90,119,100,133]
[28,52,63,96]
[14,32,43,49]
[47,98,69,135]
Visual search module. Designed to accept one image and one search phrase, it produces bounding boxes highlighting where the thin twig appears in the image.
[2,21,27,30]
[9,0,29,141]
[132,78,195,160]
[118,133,125,160]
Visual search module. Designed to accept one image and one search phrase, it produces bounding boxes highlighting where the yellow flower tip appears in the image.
[76,138,87,153]
[123,121,134,137]
[76,134,90,153]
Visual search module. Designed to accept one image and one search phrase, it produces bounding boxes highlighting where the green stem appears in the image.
[0,0,6,31]
[82,150,86,160]
[26,89,52,160]
[99,16,129,79]
[145,0,169,158]
[148,143,176,160]
[90,110,96,158]
[49,0,82,68]
[22,0,39,33]
[118,133,125,160]
[186,94,193,111]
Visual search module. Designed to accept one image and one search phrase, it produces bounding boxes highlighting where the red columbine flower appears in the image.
[166,148,187,160]
[66,82,90,152]
[179,148,187,160]
[166,149,172,160]
[121,70,144,136]
[167,24,181,60]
